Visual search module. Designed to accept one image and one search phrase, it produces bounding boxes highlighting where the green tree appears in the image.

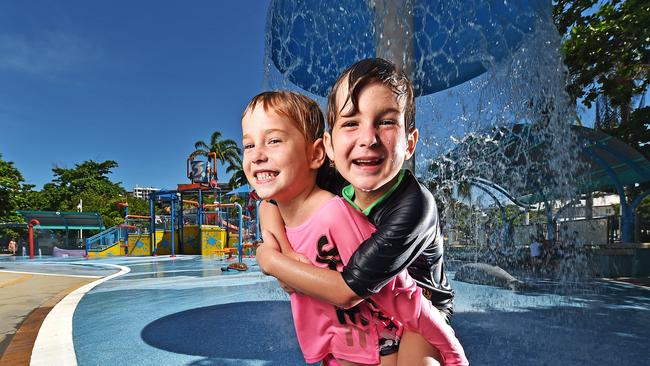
[600,106,650,156]
[34,160,126,227]
[0,154,33,223]
[191,131,242,182]
[555,1,650,242]
[124,194,151,217]
[226,155,248,187]
[554,0,649,124]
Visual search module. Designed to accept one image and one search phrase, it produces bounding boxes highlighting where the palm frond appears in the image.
[190,149,209,159]
[194,141,209,151]
[209,131,223,145]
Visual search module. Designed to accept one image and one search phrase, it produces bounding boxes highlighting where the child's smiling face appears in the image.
[325,79,417,196]
[242,105,317,203]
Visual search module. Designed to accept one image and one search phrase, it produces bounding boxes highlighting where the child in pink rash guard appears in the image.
[287,196,395,364]
[288,196,466,366]
[242,90,467,365]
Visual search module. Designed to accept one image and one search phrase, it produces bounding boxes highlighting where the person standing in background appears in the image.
[7,238,17,255]
[529,235,543,272]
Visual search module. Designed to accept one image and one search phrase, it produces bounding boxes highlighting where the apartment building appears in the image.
[132,185,160,200]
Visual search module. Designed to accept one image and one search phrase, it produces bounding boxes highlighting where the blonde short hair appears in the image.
[243,90,325,142]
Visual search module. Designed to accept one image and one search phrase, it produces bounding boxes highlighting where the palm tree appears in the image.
[226,154,248,187]
[191,131,241,182]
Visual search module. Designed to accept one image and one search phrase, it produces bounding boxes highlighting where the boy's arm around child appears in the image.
[342,171,454,314]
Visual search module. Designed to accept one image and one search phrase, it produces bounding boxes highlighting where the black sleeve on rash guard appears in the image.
[341,172,440,298]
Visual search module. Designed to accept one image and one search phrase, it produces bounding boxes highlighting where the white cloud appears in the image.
[0,31,100,77]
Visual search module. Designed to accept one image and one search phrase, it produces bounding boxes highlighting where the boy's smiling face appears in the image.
[325,79,417,196]
[242,105,320,203]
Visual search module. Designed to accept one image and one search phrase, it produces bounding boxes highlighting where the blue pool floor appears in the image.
[3,255,649,365]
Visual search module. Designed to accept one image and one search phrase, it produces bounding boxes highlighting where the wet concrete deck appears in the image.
[1,255,649,365]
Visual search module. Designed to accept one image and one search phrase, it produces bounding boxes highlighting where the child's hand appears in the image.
[259,230,310,294]
[256,242,299,294]
[278,251,310,295]
[277,280,296,294]
[255,242,278,275]
[285,250,310,265]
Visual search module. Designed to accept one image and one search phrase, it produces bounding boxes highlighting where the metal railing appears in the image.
[85,224,137,253]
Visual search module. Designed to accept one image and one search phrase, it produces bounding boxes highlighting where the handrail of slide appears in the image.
[125,215,151,219]
[85,225,137,253]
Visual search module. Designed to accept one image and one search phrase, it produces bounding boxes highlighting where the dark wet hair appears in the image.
[326,58,415,132]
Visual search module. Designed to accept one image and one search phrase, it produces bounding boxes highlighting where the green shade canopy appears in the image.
[575,127,650,191]
[519,126,650,204]
[17,211,105,230]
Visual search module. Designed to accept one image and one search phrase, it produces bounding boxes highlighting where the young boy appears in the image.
[243,90,467,366]
[256,58,459,365]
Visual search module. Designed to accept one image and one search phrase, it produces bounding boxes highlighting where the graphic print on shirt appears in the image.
[315,235,342,270]
[366,297,401,351]
[315,234,370,347]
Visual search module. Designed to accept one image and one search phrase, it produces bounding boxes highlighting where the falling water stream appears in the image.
[264,0,586,278]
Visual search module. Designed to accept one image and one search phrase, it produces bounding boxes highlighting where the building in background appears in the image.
[132,185,160,200]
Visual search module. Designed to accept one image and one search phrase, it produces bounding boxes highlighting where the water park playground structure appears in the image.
[83,152,260,266]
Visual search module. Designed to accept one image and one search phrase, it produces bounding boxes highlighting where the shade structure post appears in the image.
[28,219,40,260]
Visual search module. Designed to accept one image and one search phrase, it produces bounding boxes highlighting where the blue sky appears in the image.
[0,0,269,190]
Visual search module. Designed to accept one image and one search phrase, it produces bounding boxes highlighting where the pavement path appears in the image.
[0,272,95,363]
[0,256,118,365]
